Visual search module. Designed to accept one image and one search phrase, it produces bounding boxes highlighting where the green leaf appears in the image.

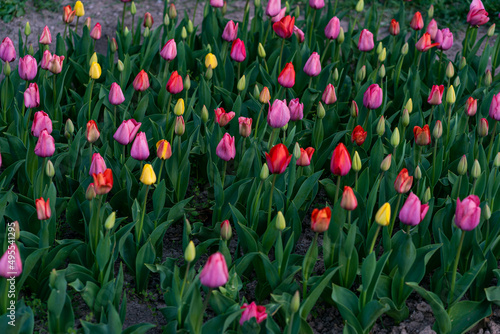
[300,267,339,319]
[449,300,491,334]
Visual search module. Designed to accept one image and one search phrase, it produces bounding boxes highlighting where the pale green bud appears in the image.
[401,42,409,55]
[222,1,227,14]
[65,118,74,138]
[237,75,246,91]
[488,24,495,37]
[164,14,170,26]
[49,269,57,288]
[253,85,260,99]
[428,5,434,18]
[276,211,286,231]
[258,43,266,58]
[446,62,454,78]
[433,120,442,139]
[185,241,196,262]
[338,27,345,44]
[131,2,137,15]
[459,57,467,70]
[181,27,187,39]
[317,102,325,119]
[184,75,191,91]
[201,105,209,123]
[143,27,150,38]
[471,159,481,179]
[28,44,34,56]
[357,65,366,81]
[185,218,192,235]
[260,163,269,180]
[483,203,491,220]
[294,6,300,18]
[355,0,364,12]
[457,155,468,175]
[25,21,31,36]
[352,151,362,172]
[117,59,124,72]
[187,20,194,34]
[405,99,413,114]
[494,153,500,167]
[378,48,387,62]
[205,66,213,80]
[376,42,383,54]
[254,0,261,7]
[484,70,492,87]
[402,109,410,127]
[414,166,422,180]
[424,187,431,203]
[3,61,11,76]
[333,68,339,81]
[124,26,129,36]
[391,128,400,147]
[380,154,392,172]
[446,86,456,104]
[454,76,460,87]
[376,116,385,136]
[293,142,301,160]
[105,212,116,230]
[290,290,300,313]
[379,64,386,78]
[45,160,55,178]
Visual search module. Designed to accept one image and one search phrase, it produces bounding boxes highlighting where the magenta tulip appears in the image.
[222,21,239,42]
[216,133,236,161]
[200,252,229,288]
[160,39,177,61]
[325,17,340,40]
[293,26,305,42]
[309,0,324,9]
[0,243,22,278]
[467,0,489,26]
[363,84,383,110]
[358,29,374,52]
[267,99,290,128]
[230,39,246,62]
[34,130,55,157]
[240,302,267,325]
[114,119,142,145]
[289,98,304,121]
[489,93,500,121]
[455,195,481,231]
[130,132,150,161]
[436,29,453,51]
[32,111,52,137]
[0,37,16,62]
[89,153,107,176]
[265,0,281,17]
[24,83,40,109]
[399,192,429,226]
[427,19,438,39]
[18,55,38,81]
[109,83,125,105]
[210,0,224,8]
[303,52,321,77]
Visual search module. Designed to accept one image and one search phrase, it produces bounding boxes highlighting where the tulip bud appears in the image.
[478,118,489,137]
[488,24,495,37]
[282,123,288,131]
[220,220,232,240]
[258,43,266,58]
[401,42,409,55]
[375,203,391,226]
[164,14,170,26]
[352,151,362,172]
[131,2,137,15]
[380,154,392,171]
[13,221,20,240]
[405,99,413,114]
[222,1,228,14]
[494,153,500,167]
[357,65,366,81]
[471,159,481,179]
[317,102,325,119]
[391,128,400,147]
[201,105,209,123]
[143,27,150,38]
[175,116,185,136]
[110,38,118,53]
[338,27,345,44]
[293,143,301,160]
[169,4,177,19]
[376,42,383,54]
[428,4,434,18]
[237,75,246,91]
[459,57,467,70]
[49,269,57,288]
[483,203,491,220]
[253,85,260,99]
[433,120,442,139]
[446,86,456,104]
[424,187,431,203]
[3,61,11,76]
[414,165,422,180]
[355,0,364,12]
[117,60,124,72]
[205,66,213,80]
[351,101,359,117]
[333,68,339,81]
[276,211,286,231]
[25,21,31,36]
[454,76,460,87]
[86,183,97,200]
[105,212,116,230]
[254,0,261,7]
[294,6,300,18]
[207,44,212,53]
[45,160,55,178]
[124,27,129,36]
[291,290,300,313]
[260,163,269,180]
[458,155,468,175]
[28,44,34,56]
[65,118,74,138]
[89,52,98,65]
[184,75,191,91]
[379,48,387,62]
[181,27,187,39]
[187,20,194,34]
[376,116,385,136]
[484,70,492,87]
[259,87,270,103]
[378,64,386,78]
[402,109,410,127]
[446,62,454,78]
[185,241,196,262]
[285,1,290,13]
[174,98,185,116]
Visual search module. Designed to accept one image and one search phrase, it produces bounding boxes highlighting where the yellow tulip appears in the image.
[140,164,157,185]
[74,1,85,17]
[205,53,218,69]
[375,203,391,226]
[89,62,101,79]
[174,98,185,116]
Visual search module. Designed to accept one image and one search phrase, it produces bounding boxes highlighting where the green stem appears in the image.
[21,81,28,117]
[53,74,57,107]
[221,160,227,188]
[308,9,317,49]
[193,0,200,22]
[278,39,285,75]
[320,39,332,65]
[88,79,94,121]
[254,104,265,138]
[176,137,182,200]
[428,105,434,125]
[122,2,127,33]
[131,15,135,39]
[388,193,402,237]
[431,139,438,185]
[303,233,318,299]
[180,261,191,299]
[267,174,277,226]
[456,176,462,200]
[369,225,381,253]
[268,128,277,151]
[157,160,164,185]
[334,175,341,204]
[449,231,466,307]
[487,121,497,163]
[137,185,150,245]
[75,17,79,33]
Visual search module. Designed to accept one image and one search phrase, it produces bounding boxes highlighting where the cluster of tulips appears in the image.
[0,0,500,332]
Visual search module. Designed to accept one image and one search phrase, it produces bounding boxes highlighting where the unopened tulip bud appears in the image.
[478,118,488,137]
[379,64,386,78]
[175,116,185,136]
[355,0,364,12]
[220,220,232,240]
[333,68,339,81]
[402,109,410,127]
[25,21,31,36]
[258,43,266,58]
[459,57,467,70]
[294,6,300,18]
[376,116,385,136]
[338,27,345,44]
[164,14,170,26]
[446,86,456,104]
[110,38,118,53]
[458,155,467,175]
[414,166,422,180]
[244,1,250,13]
[174,98,185,116]
[428,4,434,18]
[45,160,55,178]
[483,203,491,220]
[282,123,288,131]
[207,44,212,53]
[65,118,74,137]
[260,163,269,180]
[185,241,196,262]
[376,42,382,54]
[484,70,492,87]
[253,85,260,99]
[254,0,261,6]
[13,221,20,240]
[184,75,191,91]
[454,76,460,87]
[380,154,392,171]
[494,153,500,167]
[222,1,228,14]
[28,44,34,56]
[117,60,124,72]
[293,143,301,160]
[357,65,366,81]
[3,62,11,76]
[86,183,97,200]
[201,105,209,123]
[433,120,442,139]
[143,27,150,38]
[405,99,413,114]
[237,75,246,91]
[124,27,129,36]
[131,1,137,15]
[351,101,359,117]
[424,187,431,203]
[187,20,194,33]
[391,128,400,147]
[352,151,362,172]
[401,42,409,55]
[205,66,213,79]
[291,290,300,313]
[105,212,116,230]
[446,62,454,78]
[379,48,387,62]
[317,102,325,119]
[169,4,177,19]
[89,52,97,65]
[488,24,495,37]
[276,211,286,231]
[181,27,187,39]
[471,159,481,179]
[49,269,57,288]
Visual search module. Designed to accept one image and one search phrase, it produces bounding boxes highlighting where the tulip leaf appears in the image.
[449,300,491,334]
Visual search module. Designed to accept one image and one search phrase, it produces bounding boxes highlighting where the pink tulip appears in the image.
[230,39,246,62]
[39,26,52,44]
[36,197,51,220]
[130,132,150,161]
[0,37,16,62]
[435,29,453,51]
[90,23,102,40]
[322,84,337,105]
[160,39,177,61]
[303,52,321,77]
[455,195,481,231]
[240,302,267,325]
[210,0,224,8]
[267,99,290,128]
[238,117,252,137]
[114,119,142,145]
[341,186,358,211]
[289,98,304,121]
[222,21,239,42]
[109,83,125,105]
[32,111,53,137]
[24,83,40,109]
[399,192,429,226]
[34,130,55,157]
[427,19,438,39]
[216,133,236,161]
[293,26,305,42]
[0,243,22,278]
[325,17,340,40]
[214,107,235,127]
[278,62,295,88]
[465,97,477,116]
[297,147,314,166]
[200,252,229,288]
[48,54,64,74]
[18,55,38,81]
[271,8,286,23]
[467,0,489,26]
[41,50,52,70]
[427,85,444,105]
[89,153,107,176]
[266,0,281,17]
[363,84,383,110]
[309,0,324,9]
[358,29,374,52]
[133,70,150,92]
[489,93,500,121]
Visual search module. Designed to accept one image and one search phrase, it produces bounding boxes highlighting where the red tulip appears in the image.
[341,186,357,211]
[455,195,481,230]
[166,71,183,94]
[427,85,444,105]
[311,206,331,233]
[297,147,314,166]
[0,37,16,62]
[266,144,292,174]
[410,12,424,30]
[416,33,440,52]
[214,107,235,127]
[86,120,100,143]
[330,143,351,176]
[92,168,113,195]
[36,197,51,220]
[39,26,52,44]
[351,125,367,146]
[240,302,267,325]
[34,130,55,157]
[389,19,400,36]
[32,111,52,137]
[230,39,246,62]
[273,15,295,39]
[413,125,431,146]
[394,168,413,194]
[200,252,229,288]
[133,70,150,92]
[278,62,295,88]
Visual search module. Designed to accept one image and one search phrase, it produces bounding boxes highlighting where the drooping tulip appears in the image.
[166,71,183,94]
[267,99,290,128]
[399,192,429,225]
[455,195,481,230]
[278,62,295,88]
[230,39,246,62]
[34,130,55,157]
[89,153,107,176]
[32,111,53,137]
[311,206,331,233]
[214,107,235,127]
[133,70,150,92]
[363,84,383,110]
[24,83,40,109]
[200,252,229,288]
[130,132,150,161]
[114,119,141,145]
[266,143,292,174]
[394,168,413,194]
[330,143,351,176]
[0,37,16,62]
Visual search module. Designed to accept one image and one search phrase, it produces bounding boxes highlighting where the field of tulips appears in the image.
[1,0,500,333]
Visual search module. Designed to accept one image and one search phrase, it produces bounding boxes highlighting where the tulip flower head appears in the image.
[266,143,292,174]
[34,130,55,157]
[410,12,424,30]
[19,55,38,81]
[363,84,383,110]
[48,54,64,74]
[90,23,102,40]
[230,39,246,62]
[325,17,340,40]
[358,29,374,51]
[428,85,444,105]
[351,125,367,146]
[413,124,431,146]
[375,203,391,226]
[89,62,101,79]
[200,252,229,288]
[266,0,281,17]
[297,147,315,166]
[89,153,107,176]
[322,84,337,105]
[278,62,295,88]
[427,19,438,39]
[143,12,154,28]
[389,19,400,36]
[436,28,453,50]
[133,70,150,92]
[160,39,177,62]
[288,98,304,121]
[216,133,236,161]
[273,15,295,39]
[238,117,252,137]
[214,107,236,127]
[0,37,16,62]
[130,132,150,161]
[311,206,331,233]
[303,52,321,77]
[467,0,489,26]
[109,82,125,105]
[86,120,100,143]
[240,302,267,325]
[309,0,325,9]
[341,186,358,211]
[74,1,85,16]
[330,143,351,176]
[267,99,290,128]
[0,243,22,278]
[92,168,113,195]
[24,83,40,109]
[416,33,440,52]
[489,93,500,121]
[63,5,76,23]
[114,119,141,145]
[205,53,218,69]
[166,71,183,94]
[399,192,429,226]
[465,97,478,116]
[140,164,157,185]
[32,111,53,137]
[222,20,238,42]
[156,140,172,160]
[394,168,413,194]
[454,195,481,230]
[293,26,305,42]
[36,197,51,220]
[39,26,52,45]
[271,8,286,23]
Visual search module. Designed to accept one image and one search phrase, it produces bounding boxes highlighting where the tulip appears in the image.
[389,19,400,36]
[266,143,292,174]
[413,125,431,146]
[416,33,440,52]
[330,143,351,176]
[36,197,51,220]
[222,20,238,42]
[34,130,55,157]
[214,107,236,127]
[427,85,444,105]
[160,39,177,61]
[0,37,16,62]
[32,111,53,137]
[260,87,271,104]
[156,140,172,159]
[84,17,91,30]
[240,302,267,325]
[309,0,324,9]
[297,147,314,166]
[114,119,141,145]
[341,186,357,211]
[478,118,489,137]
[375,203,391,226]
[230,39,246,62]
[85,120,99,143]
[270,8,286,23]
[394,168,413,194]
[75,1,84,16]
[489,93,500,121]
[130,132,150,161]
[436,28,453,51]
[90,23,102,39]
[293,26,305,43]
[410,12,424,30]
[381,155,392,172]
[24,83,40,109]
[433,120,443,139]
[265,0,281,17]
[303,52,321,77]
[322,84,337,105]
[166,71,183,94]
[175,116,185,136]
[273,16,295,39]
[351,125,367,146]
[289,98,304,121]
[311,206,331,233]
[169,3,177,19]
[133,70,150,92]
[63,5,76,23]
[208,0,223,7]
[325,17,340,39]
[465,97,477,116]
[205,53,218,69]
[48,54,64,74]
[220,220,232,240]
[143,12,154,28]
[358,29,374,51]
[350,101,359,117]
[92,168,113,195]
[89,61,101,79]
[108,82,125,105]
[278,62,295,88]
[86,183,97,201]
[19,55,38,81]
[238,117,252,137]
[399,192,429,226]
[200,252,229,288]
[267,99,290,128]
[39,26,52,44]
[363,84,383,110]
[89,153,107,176]
[0,243,22,278]
[140,164,157,185]
[467,0,489,26]
[427,19,438,39]
[216,133,236,161]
